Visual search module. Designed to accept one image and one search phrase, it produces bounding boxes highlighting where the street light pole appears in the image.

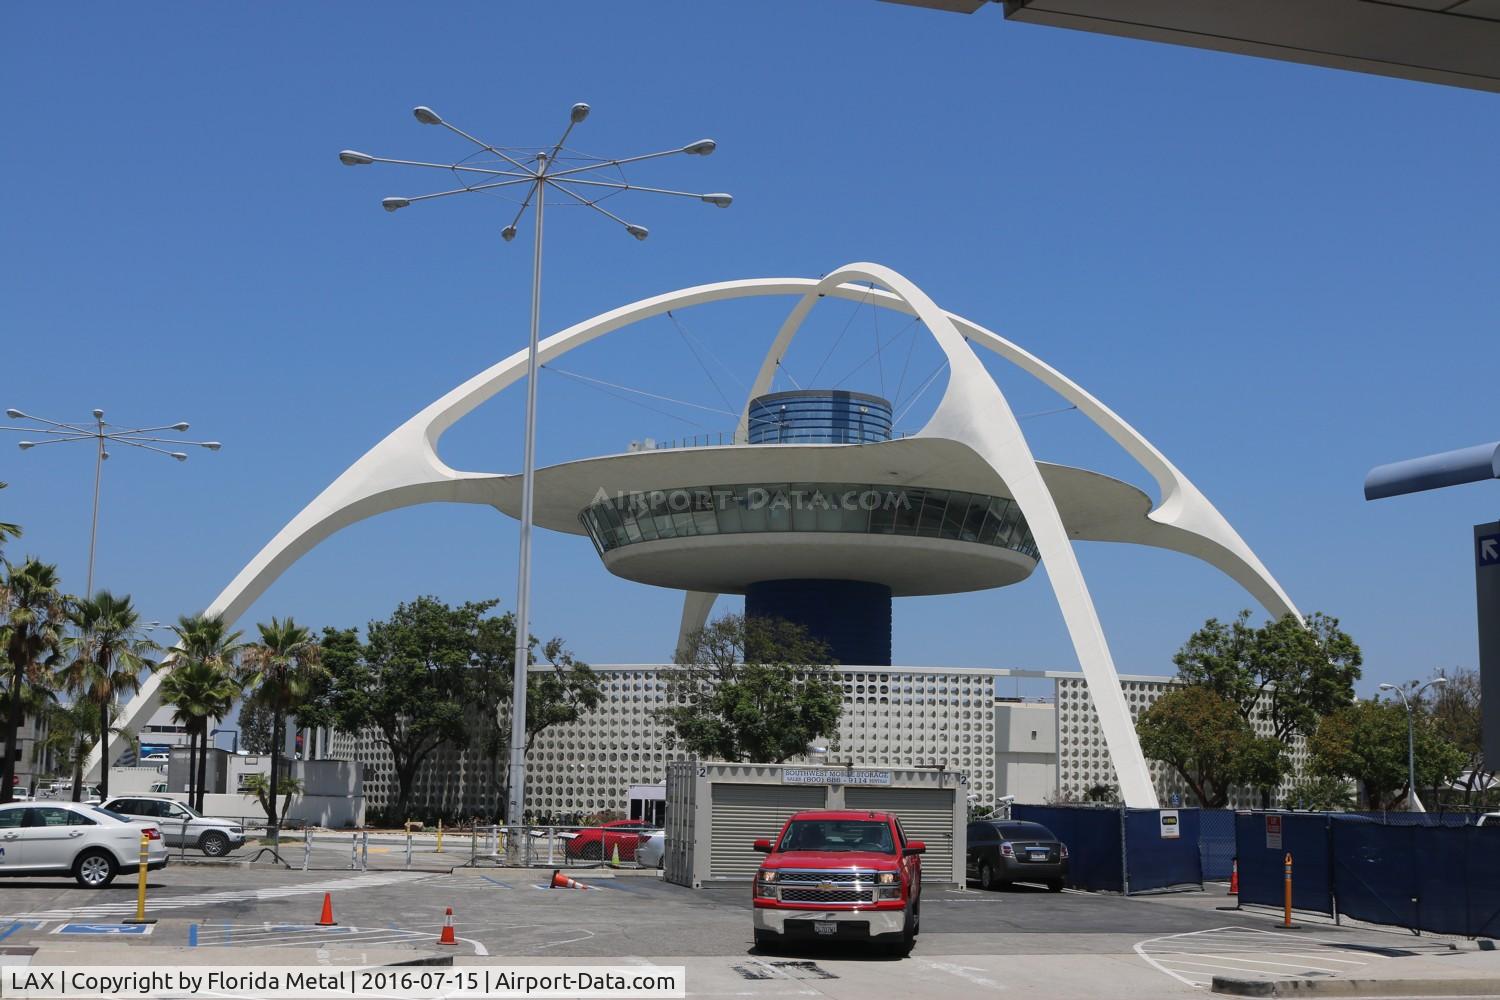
[340,104,730,833]
[1379,677,1448,811]
[4,408,221,597]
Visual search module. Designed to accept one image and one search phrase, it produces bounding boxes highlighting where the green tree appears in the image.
[1,559,69,803]
[239,617,320,830]
[1286,772,1356,811]
[241,772,303,825]
[1308,699,1467,810]
[467,611,601,818]
[38,699,105,797]
[167,614,243,810]
[319,598,479,822]
[1424,668,1486,804]
[1175,611,1362,744]
[1136,686,1286,807]
[60,591,159,800]
[238,698,274,754]
[656,614,843,764]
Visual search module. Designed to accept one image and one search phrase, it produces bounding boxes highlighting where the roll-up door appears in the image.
[709,783,825,879]
[844,786,956,881]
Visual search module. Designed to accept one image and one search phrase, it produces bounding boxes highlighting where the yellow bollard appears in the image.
[1283,852,1293,928]
[123,830,157,924]
[436,818,443,854]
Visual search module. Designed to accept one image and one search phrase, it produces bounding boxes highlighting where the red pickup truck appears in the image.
[751,809,925,955]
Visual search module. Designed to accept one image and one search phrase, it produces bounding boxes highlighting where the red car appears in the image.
[752,809,925,956]
[562,819,653,861]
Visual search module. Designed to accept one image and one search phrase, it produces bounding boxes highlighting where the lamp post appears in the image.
[1378,677,1448,811]
[3,409,220,597]
[340,103,730,832]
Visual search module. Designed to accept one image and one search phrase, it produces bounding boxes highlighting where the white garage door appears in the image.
[709,783,825,880]
[844,787,957,882]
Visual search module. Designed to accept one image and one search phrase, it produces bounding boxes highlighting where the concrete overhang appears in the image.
[1003,0,1500,94]
[487,435,1157,544]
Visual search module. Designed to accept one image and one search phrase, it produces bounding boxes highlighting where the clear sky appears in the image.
[3,2,1496,700]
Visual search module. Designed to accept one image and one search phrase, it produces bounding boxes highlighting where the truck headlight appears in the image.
[877,885,902,900]
[876,872,896,884]
[755,870,779,899]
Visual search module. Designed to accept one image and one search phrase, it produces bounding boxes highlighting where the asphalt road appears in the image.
[0,866,1459,998]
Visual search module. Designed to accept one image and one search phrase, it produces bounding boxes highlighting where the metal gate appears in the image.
[709,783,824,879]
[845,786,956,880]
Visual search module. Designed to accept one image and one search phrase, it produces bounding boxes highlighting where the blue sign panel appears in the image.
[55,922,153,935]
[1480,533,1500,568]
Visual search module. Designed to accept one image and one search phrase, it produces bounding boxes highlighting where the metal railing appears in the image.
[462,825,660,869]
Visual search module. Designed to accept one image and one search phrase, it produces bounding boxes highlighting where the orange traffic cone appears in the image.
[437,907,457,946]
[316,892,338,926]
[550,869,588,890]
[1228,858,1239,895]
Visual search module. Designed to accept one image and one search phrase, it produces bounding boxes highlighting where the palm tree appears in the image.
[166,614,243,810]
[240,772,304,825]
[239,617,320,831]
[160,659,240,811]
[60,591,159,800]
[38,699,108,798]
[1,559,68,803]
[0,482,20,561]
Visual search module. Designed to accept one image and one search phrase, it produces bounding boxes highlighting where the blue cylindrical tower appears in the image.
[747,389,892,445]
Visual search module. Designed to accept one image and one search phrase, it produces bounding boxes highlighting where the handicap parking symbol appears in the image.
[55,922,154,936]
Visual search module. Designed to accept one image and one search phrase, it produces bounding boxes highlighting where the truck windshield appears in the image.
[778,820,895,853]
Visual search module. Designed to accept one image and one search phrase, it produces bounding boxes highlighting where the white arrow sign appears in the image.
[1484,538,1499,564]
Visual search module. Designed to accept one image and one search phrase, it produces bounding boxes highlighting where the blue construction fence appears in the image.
[1233,811,1500,936]
[1012,804,1202,894]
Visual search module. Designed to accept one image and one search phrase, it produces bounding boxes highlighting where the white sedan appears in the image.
[637,829,666,869]
[0,801,167,888]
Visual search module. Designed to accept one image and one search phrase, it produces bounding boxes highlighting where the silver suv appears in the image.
[101,796,246,857]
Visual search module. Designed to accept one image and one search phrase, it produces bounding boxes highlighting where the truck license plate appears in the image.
[814,922,838,936]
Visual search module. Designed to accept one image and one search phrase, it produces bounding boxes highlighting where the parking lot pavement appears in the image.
[2,869,1485,997]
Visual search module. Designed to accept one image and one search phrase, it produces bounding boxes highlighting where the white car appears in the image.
[0,801,168,887]
[140,753,170,764]
[637,829,665,869]
[102,796,246,856]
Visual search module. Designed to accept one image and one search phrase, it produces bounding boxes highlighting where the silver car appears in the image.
[101,796,246,857]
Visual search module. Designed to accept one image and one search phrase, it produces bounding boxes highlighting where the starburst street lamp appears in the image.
[3,408,220,596]
[341,103,731,830]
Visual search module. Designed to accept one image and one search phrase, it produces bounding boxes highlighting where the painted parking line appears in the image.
[7,871,434,920]
[190,922,487,957]
[1134,926,1383,989]
[479,875,513,888]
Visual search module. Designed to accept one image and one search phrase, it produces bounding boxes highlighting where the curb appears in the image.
[1212,976,1500,997]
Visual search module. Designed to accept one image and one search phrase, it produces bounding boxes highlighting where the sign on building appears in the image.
[1159,810,1180,839]
[1479,523,1500,767]
[782,768,894,786]
[1265,814,1283,850]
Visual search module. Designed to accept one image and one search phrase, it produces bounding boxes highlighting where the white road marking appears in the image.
[919,959,1004,990]
[1135,925,1378,989]
[4,871,434,920]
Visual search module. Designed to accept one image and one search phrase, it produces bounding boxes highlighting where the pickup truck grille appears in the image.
[776,869,880,885]
[780,887,874,904]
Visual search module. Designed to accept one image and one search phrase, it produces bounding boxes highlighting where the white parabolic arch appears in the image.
[95,263,1299,808]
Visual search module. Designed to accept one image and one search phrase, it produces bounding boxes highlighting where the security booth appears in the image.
[664,760,966,889]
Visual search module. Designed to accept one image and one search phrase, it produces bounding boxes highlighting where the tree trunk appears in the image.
[185,726,198,808]
[396,763,415,825]
[71,739,84,802]
[98,703,111,800]
[268,706,282,832]
[1,657,22,804]
[195,719,209,812]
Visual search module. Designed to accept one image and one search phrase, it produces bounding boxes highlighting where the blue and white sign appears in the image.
[54,922,153,935]
[1479,533,1500,568]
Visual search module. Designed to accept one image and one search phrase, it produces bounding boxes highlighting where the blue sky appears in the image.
[2,2,1496,699]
